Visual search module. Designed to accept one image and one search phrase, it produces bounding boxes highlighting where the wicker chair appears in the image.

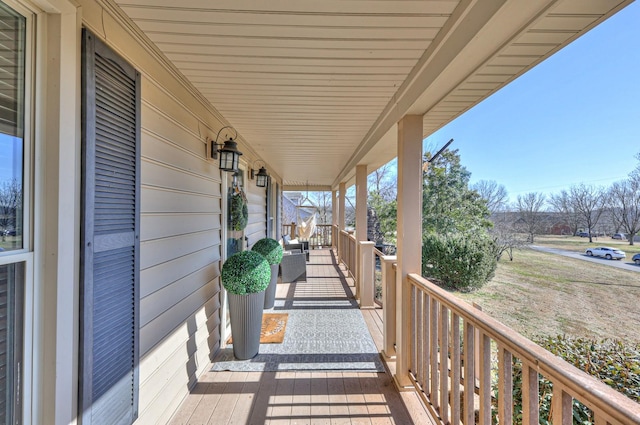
[284,241,309,261]
[280,251,307,283]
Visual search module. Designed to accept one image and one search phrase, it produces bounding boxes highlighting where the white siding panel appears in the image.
[141,106,203,157]
[141,213,220,241]
[138,325,218,425]
[137,309,220,425]
[142,160,218,195]
[140,284,218,356]
[141,129,216,178]
[140,307,216,397]
[141,264,220,327]
[140,230,221,270]
[245,181,267,247]
[139,300,219,384]
[140,247,220,299]
[142,187,221,214]
[141,78,201,134]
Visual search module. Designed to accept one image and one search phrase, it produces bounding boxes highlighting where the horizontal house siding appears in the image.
[137,85,222,424]
[245,179,267,247]
[78,1,250,423]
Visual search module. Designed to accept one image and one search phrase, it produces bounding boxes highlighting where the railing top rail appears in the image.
[407,272,640,423]
[373,248,384,257]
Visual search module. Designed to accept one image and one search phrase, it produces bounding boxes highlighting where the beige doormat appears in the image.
[228,313,288,344]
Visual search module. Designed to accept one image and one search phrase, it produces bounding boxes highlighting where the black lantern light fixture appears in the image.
[210,126,242,172]
[250,160,269,188]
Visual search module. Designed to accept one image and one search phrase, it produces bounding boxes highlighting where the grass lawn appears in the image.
[456,243,640,343]
[534,234,640,257]
[0,236,21,251]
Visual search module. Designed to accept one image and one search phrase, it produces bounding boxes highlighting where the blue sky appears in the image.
[424,1,640,202]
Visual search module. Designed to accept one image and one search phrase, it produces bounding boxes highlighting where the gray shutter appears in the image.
[0,263,24,425]
[80,29,140,425]
[276,183,281,240]
[0,6,24,138]
[266,179,272,237]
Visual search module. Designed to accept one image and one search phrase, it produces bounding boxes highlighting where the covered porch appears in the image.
[170,248,433,424]
[8,0,640,424]
[170,240,640,424]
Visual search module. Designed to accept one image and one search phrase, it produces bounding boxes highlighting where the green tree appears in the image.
[422,232,497,291]
[421,149,496,289]
[368,191,397,244]
[367,163,397,245]
[422,149,491,235]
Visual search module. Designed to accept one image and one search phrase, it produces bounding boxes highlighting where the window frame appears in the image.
[0,1,36,424]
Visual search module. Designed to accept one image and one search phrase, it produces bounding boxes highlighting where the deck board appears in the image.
[169,248,436,425]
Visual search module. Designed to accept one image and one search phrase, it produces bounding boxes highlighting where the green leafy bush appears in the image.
[505,336,640,424]
[421,232,497,291]
[221,251,270,295]
[251,237,283,265]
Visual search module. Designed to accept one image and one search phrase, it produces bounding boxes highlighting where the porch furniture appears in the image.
[284,241,309,261]
[280,251,307,283]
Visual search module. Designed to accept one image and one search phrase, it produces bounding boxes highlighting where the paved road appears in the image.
[530,245,640,272]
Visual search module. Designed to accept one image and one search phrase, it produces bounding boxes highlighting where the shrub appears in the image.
[221,251,270,295]
[505,336,640,424]
[421,232,496,291]
[251,237,283,265]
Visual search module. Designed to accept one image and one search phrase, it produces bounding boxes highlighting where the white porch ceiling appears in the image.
[114,0,631,189]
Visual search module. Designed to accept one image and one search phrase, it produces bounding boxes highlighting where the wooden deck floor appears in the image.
[169,249,435,425]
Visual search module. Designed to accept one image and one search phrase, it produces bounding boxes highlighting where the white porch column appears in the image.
[358,241,375,308]
[395,115,423,388]
[355,164,367,299]
[338,182,346,261]
[339,182,346,230]
[381,255,397,358]
[331,190,337,249]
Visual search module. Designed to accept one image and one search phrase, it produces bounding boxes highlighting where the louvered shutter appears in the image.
[0,263,23,425]
[80,30,140,425]
[0,6,23,138]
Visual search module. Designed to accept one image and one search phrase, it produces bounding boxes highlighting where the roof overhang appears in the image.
[113,0,632,190]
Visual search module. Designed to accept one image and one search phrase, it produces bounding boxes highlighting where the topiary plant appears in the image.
[251,238,284,265]
[221,251,270,295]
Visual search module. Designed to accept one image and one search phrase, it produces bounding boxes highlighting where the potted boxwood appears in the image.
[221,250,271,359]
[251,238,284,309]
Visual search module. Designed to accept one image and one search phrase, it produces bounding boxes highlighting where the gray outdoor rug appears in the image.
[211,299,385,372]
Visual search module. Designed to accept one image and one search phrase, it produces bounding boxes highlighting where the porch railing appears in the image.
[338,229,357,277]
[337,242,640,424]
[282,223,333,249]
[373,248,384,305]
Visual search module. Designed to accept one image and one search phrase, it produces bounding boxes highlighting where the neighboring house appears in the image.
[282,192,314,236]
[0,1,633,424]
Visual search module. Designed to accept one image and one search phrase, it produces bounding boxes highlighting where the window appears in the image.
[0,1,25,252]
[0,2,27,423]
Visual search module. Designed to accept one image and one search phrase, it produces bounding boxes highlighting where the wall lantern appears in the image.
[250,160,269,188]
[210,126,242,172]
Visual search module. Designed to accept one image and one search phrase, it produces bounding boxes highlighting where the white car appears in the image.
[585,246,626,260]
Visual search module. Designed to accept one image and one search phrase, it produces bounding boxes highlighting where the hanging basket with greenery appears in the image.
[229,190,248,231]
